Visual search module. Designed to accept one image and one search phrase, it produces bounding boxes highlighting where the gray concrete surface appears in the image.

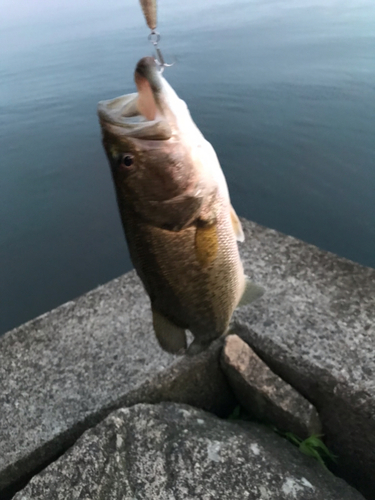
[0,272,234,492]
[221,334,321,438]
[13,403,365,500]
[234,218,375,498]
[1,218,374,498]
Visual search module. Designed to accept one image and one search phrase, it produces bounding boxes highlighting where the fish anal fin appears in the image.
[152,309,187,354]
[195,220,219,268]
[230,205,245,242]
[237,276,265,307]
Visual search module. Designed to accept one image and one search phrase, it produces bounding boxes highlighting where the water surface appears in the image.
[1,0,374,334]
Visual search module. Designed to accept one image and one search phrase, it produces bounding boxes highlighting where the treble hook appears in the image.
[139,1,173,73]
[148,30,174,73]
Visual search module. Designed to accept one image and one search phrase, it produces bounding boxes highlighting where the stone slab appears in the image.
[234,218,375,498]
[1,217,374,497]
[13,403,365,500]
[221,334,321,438]
[0,271,234,492]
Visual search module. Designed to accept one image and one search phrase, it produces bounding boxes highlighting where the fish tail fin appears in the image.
[152,308,187,354]
[237,276,265,307]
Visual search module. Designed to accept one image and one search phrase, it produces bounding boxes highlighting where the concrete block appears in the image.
[221,334,321,438]
[234,218,375,498]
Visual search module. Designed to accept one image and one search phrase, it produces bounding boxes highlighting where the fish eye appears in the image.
[118,154,134,169]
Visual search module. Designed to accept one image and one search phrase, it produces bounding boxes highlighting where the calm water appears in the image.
[1,0,374,335]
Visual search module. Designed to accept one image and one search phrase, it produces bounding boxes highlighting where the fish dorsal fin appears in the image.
[152,308,187,354]
[230,205,245,242]
[237,276,265,307]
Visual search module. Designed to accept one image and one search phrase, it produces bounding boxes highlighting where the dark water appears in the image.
[1,0,374,335]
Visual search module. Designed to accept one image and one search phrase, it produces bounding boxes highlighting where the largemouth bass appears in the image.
[98,57,264,355]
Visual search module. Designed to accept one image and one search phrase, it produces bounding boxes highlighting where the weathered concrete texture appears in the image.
[0,272,234,492]
[13,403,364,500]
[2,218,375,497]
[221,334,321,438]
[234,218,375,498]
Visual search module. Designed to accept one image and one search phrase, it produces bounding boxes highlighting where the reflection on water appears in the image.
[1,0,374,334]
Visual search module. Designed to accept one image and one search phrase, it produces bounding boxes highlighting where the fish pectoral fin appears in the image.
[195,219,219,268]
[230,205,245,242]
[237,276,265,307]
[152,309,187,354]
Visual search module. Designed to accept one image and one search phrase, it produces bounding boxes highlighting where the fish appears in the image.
[97,56,264,355]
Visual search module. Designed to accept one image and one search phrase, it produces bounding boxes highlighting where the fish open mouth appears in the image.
[97,57,173,140]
